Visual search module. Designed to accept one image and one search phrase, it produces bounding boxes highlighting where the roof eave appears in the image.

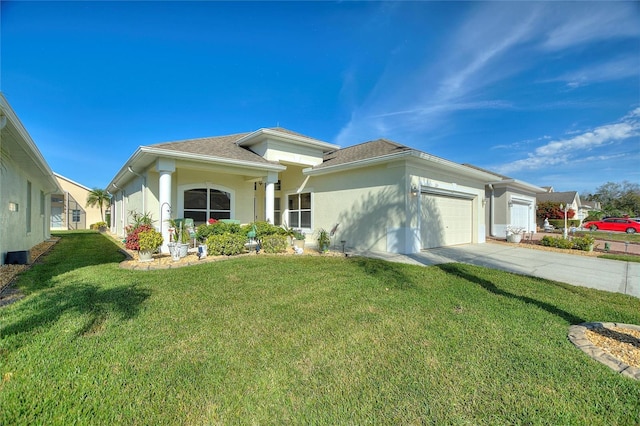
[108,146,286,190]
[488,179,546,193]
[237,128,340,152]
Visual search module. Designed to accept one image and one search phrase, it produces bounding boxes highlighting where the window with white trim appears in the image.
[288,193,311,228]
[184,188,231,225]
[274,197,281,226]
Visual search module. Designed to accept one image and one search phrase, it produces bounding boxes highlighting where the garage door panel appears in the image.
[421,195,472,249]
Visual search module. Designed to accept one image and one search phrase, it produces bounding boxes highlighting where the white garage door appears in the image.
[510,203,530,232]
[421,194,473,249]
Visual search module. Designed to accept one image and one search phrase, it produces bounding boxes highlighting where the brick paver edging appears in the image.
[568,322,640,380]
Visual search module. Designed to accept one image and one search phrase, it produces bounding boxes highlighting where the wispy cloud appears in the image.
[547,57,640,88]
[541,3,640,51]
[334,2,639,146]
[494,108,640,175]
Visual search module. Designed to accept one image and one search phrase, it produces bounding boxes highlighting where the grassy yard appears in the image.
[1,232,639,424]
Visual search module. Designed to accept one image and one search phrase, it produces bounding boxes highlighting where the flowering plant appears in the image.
[208,218,217,225]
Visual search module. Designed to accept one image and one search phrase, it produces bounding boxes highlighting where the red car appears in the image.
[582,218,640,234]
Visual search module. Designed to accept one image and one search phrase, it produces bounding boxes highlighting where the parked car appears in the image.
[582,218,640,234]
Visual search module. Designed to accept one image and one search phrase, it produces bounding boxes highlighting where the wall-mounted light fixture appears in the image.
[410,184,419,196]
[482,197,487,207]
[508,200,513,208]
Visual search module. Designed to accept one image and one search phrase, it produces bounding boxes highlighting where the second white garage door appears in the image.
[421,194,473,249]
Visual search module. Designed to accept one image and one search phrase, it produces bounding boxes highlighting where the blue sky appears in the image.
[2,1,638,194]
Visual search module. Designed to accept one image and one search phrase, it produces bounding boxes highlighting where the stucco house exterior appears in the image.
[51,173,104,230]
[108,128,540,255]
[536,190,588,224]
[0,93,61,265]
[464,166,545,237]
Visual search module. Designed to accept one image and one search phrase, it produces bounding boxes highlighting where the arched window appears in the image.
[184,188,231,225]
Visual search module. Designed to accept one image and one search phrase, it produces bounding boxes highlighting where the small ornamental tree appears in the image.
[536,201,575,220]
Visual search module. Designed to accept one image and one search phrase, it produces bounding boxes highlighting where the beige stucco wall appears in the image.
[55,175,104,229]
[303,162,407,253]
[0,155,52,264]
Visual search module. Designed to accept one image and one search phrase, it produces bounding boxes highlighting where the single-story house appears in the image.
[536,189,589,224]
[107,128,541,254]
[51,173,104,230]
[0,93,61,265]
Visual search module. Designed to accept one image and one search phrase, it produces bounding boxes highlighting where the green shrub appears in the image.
[540,235,574,249]
[206,233,247,256]
[572,235,595,251]
[138,229,164,252]
[197,222,242,241]
[260,234,288,254]
[242,221,285,238]
[90,221,108,230]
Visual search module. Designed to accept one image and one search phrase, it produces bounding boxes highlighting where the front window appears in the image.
[184,188,231,225]
[274,197,281,226]
[288,192,311,228]
[72,209,81,222]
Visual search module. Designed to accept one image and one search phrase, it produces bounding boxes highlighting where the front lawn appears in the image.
[1,232,639,424]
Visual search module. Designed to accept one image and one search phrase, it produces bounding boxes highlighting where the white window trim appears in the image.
[177,183,235,220]
[283,190,313,232]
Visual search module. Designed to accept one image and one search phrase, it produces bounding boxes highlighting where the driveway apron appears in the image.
[358,243,639,299]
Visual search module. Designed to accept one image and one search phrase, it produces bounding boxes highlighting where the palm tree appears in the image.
[86,188,111,222]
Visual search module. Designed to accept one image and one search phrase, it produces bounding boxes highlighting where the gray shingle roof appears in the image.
[315,139,412,169]
[536,191,578,204]
[151,132,277,165]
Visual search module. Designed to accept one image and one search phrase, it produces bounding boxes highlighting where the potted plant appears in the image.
[292,230,305,250]
[167,218,190,259]
[316,228,330,253]
[506,225,525,243]
[281,222,296,246]
[137,228,163,262]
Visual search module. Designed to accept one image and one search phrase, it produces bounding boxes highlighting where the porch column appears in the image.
[264,172,278,224]
[156,158,175,253]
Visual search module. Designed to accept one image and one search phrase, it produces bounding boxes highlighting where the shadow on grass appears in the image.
[2,231,149,342]
[436,263,586,325]
[20,231,127,292]
[350,257,415,290]
[2,282,150,338]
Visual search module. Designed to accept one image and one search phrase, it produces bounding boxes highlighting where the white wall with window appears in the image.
[178,184,234,226]
[286,192,311,229]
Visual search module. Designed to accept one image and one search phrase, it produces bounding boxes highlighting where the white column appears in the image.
[265,182,275,224]
[264,172,278,224]
[156,159,175,253]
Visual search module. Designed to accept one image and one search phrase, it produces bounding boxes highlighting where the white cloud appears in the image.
[494,108,640,175]
[541,3,640,51]
[334,2,640,147]
[549,57,640,88]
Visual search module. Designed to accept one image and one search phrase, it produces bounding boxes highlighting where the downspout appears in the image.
[488,184,496,237]
[127,166,146,214]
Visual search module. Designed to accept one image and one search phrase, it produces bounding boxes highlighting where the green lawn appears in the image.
[1,231,639,424]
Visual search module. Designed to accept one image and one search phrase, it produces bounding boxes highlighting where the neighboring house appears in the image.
[51,173,104,230]
[0,93,61,265]
[107,128,539,255]
[465,165,545,237]
[536,190,588,224]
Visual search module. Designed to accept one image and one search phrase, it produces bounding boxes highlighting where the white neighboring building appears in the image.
[0,93,61,265]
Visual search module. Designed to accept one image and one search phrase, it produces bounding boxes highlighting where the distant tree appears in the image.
[536,201,575,220]
[86,188,112,222]
[583,181,640,217]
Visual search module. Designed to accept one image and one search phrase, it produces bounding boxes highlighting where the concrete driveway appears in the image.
[353,243,639,299]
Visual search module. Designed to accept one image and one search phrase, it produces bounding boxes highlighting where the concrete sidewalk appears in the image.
[351,243,639,299]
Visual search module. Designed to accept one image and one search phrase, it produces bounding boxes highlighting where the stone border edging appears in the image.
[568,322,640,380]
